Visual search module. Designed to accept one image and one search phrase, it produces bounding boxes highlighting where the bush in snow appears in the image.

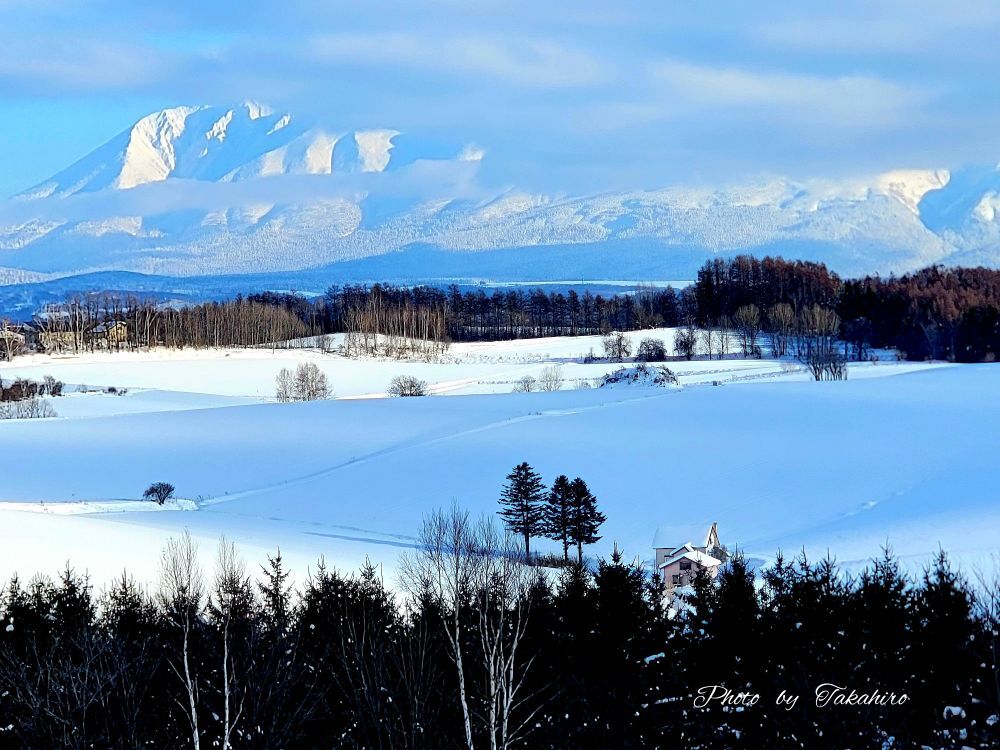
[0,397,57,420]
[636,337,667,362]
[143,481,175,505]
[599,363,678,388]
[537,365,564,392]
[276,363,331,402]
[387,374,428,397]
[42,376,64,397]
[513,375,536,393]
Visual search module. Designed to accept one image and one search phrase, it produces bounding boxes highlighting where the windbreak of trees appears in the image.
[839,265,1000,361]
[692,257,1000,362]
[37,294,309,353]
[339,286,449,359]
[24,260,1000,362]
[246,263,1000,363]
[314,283,684,348]
[1,531,998,750]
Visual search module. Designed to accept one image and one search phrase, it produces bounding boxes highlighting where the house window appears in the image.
[671,575,681,585]
[679,560,692,571]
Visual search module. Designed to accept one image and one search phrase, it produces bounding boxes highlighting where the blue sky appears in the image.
[1,0,999,197]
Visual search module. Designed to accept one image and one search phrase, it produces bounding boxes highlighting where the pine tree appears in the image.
[259,549,292,633]
[567,477,606,564]
[543,474,574,560]
[498,462,546,556]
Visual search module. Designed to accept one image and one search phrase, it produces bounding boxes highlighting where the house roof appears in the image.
[658,545,722,570]
[92,321,126,333]
[652,523,716,550]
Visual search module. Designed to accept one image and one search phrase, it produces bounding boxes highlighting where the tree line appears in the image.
[252,283,686,347]
[693,256,1000,362]
[255,262,1000,363]
[1,526,997,749]
[28,294,308,354]
[12,258,1000,363]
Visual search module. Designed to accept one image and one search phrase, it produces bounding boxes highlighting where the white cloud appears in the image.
[755,2,1000,54]
[648,60,927,129]
[0,37,166,92]
[307,32,611,88]
[0,0,997,193]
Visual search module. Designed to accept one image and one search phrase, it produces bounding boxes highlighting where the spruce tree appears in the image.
[543,474,574,560]
[259,549,292,633]
[568,477,606,564]
[498,462,546,556]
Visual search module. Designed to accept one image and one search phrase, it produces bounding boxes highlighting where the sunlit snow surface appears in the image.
[0,330,995,588]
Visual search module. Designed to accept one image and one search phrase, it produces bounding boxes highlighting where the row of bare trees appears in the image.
[341,291,450,360]
[29,295,308,355]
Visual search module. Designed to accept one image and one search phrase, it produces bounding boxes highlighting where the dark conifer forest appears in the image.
[1,531,997,749]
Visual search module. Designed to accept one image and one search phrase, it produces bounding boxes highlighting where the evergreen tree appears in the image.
[567,477,606,564]
[498,462,546,556]
[589,545,658,748]
[543,474,574,560]
[259,549,292,633]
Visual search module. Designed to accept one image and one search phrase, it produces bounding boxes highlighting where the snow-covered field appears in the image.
[0,329,995,589]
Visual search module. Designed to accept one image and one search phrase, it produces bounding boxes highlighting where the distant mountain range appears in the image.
[2,101,1000,293]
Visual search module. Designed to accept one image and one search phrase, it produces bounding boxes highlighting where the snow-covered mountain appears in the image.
[18,102,400,199]
[1,102,999,284]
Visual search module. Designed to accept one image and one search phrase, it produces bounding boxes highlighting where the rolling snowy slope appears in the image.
[0,339,993,586]
[2,103,999,283]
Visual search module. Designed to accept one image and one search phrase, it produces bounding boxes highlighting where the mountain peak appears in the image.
[15,103,409,200]
[4,103,1000,283]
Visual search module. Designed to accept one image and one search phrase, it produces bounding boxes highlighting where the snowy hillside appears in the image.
[0,332,993,587]
[1,104,999,282]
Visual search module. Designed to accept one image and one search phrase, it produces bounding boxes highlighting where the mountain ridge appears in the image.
[2,103,1000,283]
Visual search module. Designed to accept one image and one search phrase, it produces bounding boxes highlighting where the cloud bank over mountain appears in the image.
[1,103,999,286]
[2,1,1000,199]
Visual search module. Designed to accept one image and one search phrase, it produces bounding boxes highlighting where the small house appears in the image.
[91,320,129,347]
[652,522,724,598]
[0,326,26,360]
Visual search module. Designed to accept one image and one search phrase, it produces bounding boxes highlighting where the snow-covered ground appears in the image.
[0,329,940,402]
[0,331,994,589]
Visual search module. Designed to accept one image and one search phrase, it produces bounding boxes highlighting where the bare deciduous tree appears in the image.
[387,374,428,397]
[602,331,632,360]
[673,324,698,360]
[716,315,732,359]
[636,337,667,362]
[798,305,846,380]
[512,375,536,393]
[700,328,715,360]
[734,304,762,358]
[537,365,564,392]
[294,362,330,401]
[211,539,249,750]
[158,531,205,750]
[767,303,795,358]
[275,363,331,402]
[275,368,293,403]
[400,508,544,750]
